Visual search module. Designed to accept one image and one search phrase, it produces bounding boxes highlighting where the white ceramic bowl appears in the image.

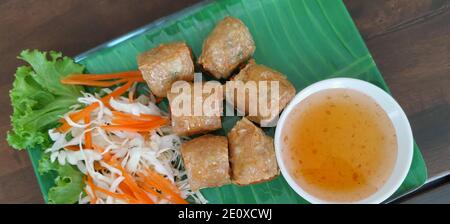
[274,78,413,204]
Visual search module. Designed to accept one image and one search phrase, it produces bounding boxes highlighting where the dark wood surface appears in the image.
[0,0,448,203]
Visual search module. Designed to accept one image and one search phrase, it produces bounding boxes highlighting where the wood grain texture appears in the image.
[345,0,450,177]
[0,0,201,204]
[0,0,448,203]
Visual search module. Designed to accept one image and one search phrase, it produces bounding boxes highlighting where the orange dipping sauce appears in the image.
[282,89,397,202]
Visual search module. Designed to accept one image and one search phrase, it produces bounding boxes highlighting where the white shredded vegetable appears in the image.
[45,89,207,204]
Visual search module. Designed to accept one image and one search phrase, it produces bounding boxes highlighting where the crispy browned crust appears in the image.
[224,62,296,125]
[232,171,280,186]
[167,81,223,136]
[137,41,194,97]
[181,135,231,191]
[227,117,279,186]
[198,16,255,79]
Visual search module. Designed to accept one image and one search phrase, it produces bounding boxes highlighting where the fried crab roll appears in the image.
[181,135,231,191]
[167,81,223,136]
[198,16,255,79]
[224,61,296,126]
[137,42,194,97]
[227,118,279,185]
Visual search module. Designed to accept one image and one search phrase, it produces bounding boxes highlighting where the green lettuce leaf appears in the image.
[8,50,84,150]
[39,154,85,204]
[7,50,86,203]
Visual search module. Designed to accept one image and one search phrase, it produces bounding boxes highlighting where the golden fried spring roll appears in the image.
[199,16,255,79]
[167,81,223,136]
[227,118,279,185]
[138,42,194,97]
[181,135,231,191]
[224,61,296,126]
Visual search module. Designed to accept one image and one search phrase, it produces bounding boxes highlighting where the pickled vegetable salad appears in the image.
[45,82,206,204]
[18,59,203,204]
[46,77,207,204]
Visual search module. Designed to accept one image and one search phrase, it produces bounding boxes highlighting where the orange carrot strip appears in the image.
[103,161,144,203]
[111,117,163,125]
[93,162,105,172]
[92,185,132,201]
[119,182,135,198]
[64,71,142,81]
[137,171,185,204]
[145,168,181,193]
[86,175,97,204]
[102,127,160,132]
[101,81,134,107]
[84,115,92,149]
[92,144,112,162]
[58,102,99,132]
[111,119,144,125]
[59,81,135,132]
[115,165,154,204]
[61,73,144,87]
[61,73,141,86]
[63,146,96,152]
[111,111,162,121]
[87,176,139,203]
[126,76,145,82]
[64,145,83,151]
[61,78,129,87]
[102,124,167,132]
[138,176,187,204]
[137,181,165,198]
[101,119,168,132]
[138,169,187,204]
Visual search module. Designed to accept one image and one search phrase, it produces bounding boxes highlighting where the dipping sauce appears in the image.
[282,89,397,202]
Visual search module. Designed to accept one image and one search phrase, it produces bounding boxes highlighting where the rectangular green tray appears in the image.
[28,0,428,203]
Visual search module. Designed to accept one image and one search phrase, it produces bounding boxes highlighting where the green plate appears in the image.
[28,0,428,204]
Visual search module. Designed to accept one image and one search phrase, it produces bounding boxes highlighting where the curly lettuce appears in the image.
[39,154,85,204]
[7,50,86,203]
[8,50,84,149]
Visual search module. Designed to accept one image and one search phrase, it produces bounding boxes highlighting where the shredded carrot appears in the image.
[58,102,99,132]
[88,178,139,203]
[118,182,135,198]
[144,168,181,193]
[58,81,134,133]
[138,178,187,204]
[101,81,134,107]
[101,119,168,132]
[111,111,162,121]
[84,115,92,149]
[64,71,142,80]
[138,169,187,204]
[138,182,165,199]
[86,175,97,204]
[111,116,164,125]
[93,162,107,173]
[100,118,168,131]
[61,71,144,87]
[61,78,130,87]
[64,145,83,151]
[92,144,112,162]
[92,185,132,201]
[115,165,154,204]
[111,119,151,125]
[103,154,112,162]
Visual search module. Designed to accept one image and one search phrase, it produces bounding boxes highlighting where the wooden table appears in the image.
[0,0,448,203]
